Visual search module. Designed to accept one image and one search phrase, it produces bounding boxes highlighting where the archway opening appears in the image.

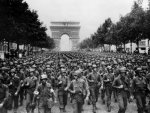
[60,34,72,51]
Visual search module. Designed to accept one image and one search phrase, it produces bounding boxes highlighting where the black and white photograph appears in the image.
[0,0,150,113]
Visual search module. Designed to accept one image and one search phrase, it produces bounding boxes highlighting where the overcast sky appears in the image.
[24,0,149,41]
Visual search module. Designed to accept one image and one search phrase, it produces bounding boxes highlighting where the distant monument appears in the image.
[50,21,80,51]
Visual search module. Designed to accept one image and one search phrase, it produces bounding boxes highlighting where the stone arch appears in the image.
[60,34,71,51]
[60,33,71,38]
[50,21,80,51]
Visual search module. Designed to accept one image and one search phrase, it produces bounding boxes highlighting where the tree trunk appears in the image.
[28,44,30,56]
[109,44,111,52]
[7,41,10,52]
[115,44,117,52]
[130,41,132,53]
[23,44,25,50]
[124,43,125,52]
[148,39,150,48]
[17,43,19,51]
[136,40,139,49]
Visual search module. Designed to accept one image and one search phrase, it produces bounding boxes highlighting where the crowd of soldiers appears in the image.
[0,51,150,113]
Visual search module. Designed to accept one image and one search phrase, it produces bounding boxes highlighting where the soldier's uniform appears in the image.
[8,69,20,113]
[126,63,135,101]
[87,64,100,113]
[146,73,150,113]
[113,68,119,103]
[0,75,9,113]
[17,69,25,106]
[112,67,130,113]
[24,69,38,113]
[103,66,114,112]
[100,62,107,104]
[67,70,90,113]
[37,74,55,113]
[57,68,68,113]
[132,68,147,113]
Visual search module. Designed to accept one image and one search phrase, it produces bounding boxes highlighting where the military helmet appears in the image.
[136,67,142,72]
[146,73,150,80]
[41,74,47,79]
[10,69,16,73]
[29,68,35,72]
[127,63,132,66]
[120,67,126,73]
[92,64,96,68]
[46,68,51,71]
[61,68,66,73]
[0,74,3,80]
[107,66,112,70]
[101,62,105,65]
[74,70,81,76]
[32,64,36,68]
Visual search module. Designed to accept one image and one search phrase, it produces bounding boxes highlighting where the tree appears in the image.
[0,0,54,50]
[79,38,94,49]
[129,1,146,47]
[80,1,149,52]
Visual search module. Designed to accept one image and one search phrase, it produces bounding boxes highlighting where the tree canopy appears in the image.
[79,1,149,51]
[0,0,55,49]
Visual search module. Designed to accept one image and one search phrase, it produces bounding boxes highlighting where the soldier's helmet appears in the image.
[32,64,36,68]
[107,66,112,70]
[146,73,150,80]
[46,68,51,71]
[41,74,47,79]
[126,63,132,66]
[10,69,16,73]
[136,67,142,72]
[29,68,35,72]
[0,74,3,80]
[61,68,66,73]
[88,63,92,67]
[120,67,126,73]
[74,70,81,77]
[135,67,143,74]
[92,64,97,68]
[101,61,106,65]
[113,61,118,65]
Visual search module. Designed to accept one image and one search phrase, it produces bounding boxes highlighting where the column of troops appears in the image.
[0,51,150,113]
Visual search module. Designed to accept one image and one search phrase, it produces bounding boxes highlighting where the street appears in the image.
[8,95,137,113]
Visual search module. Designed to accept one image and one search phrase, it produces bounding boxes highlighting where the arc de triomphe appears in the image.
[50,21,80,51]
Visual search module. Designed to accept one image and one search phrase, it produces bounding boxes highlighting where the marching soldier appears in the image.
[36,74,56,113]
[112,67,130,113]
[18,69,25,106]
[100,62,107,104]
[103,66,114,112]
[8,69,21,113]
[57,68,69,113]
[0,74,9,113]
[146,73,150,113]
[24,68,39,113]
[87,64,100,113]
[131,68,148,113]
[65,70,90,113]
